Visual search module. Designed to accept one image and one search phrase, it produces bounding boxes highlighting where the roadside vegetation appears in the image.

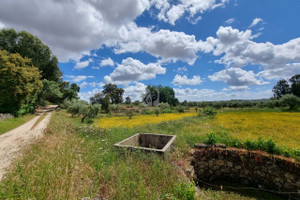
[0,114,35,135]
[1,108,298,199]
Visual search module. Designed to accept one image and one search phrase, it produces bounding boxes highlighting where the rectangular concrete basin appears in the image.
[114,133,176,155]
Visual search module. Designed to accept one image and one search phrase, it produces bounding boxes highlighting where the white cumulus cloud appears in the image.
[172,75,202,86]
[104,57,166,85]
[100,57,114,67]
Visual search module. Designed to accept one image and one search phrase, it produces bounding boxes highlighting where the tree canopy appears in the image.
[0,28,61,81]
[272,79,290,99]
[0,50,42,114]
[290,74,300,97]
[102,83,124,104]
[143,85,179,106]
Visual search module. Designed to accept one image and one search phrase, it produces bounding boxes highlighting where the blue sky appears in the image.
[1,0,300,102]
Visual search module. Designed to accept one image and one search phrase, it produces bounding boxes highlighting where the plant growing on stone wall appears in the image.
[204,132,217,145]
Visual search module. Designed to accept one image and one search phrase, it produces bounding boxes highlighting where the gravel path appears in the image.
[0,105,57,181]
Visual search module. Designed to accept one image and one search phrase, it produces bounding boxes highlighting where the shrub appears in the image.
[141,109,153,115]
[157,102,170,110]
[126,110,134,119]
[244,139,257,150]
[154,107,160,116]
[202,107,217,117]
[79,103,101,123]
[280,94,300,110]
[176,106,185,114]
[204,133,217,145]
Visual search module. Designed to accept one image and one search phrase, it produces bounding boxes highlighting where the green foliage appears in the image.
[0,50,42,115]
[67,100,87,117]
[279,94,300,110]
[108,104,121,113]
[141,109,154,115]
[126,110,134,119]
[290,74,300,97]
[144,85,179,106]
[204,133,217,145]
[38,79,63,105]
[272,79,290,99]
[154,107,160,116]
[79,103,101,123]
[125,96,131,104]
[90,92,110,112]
[60,81,80,101]
[102,83,124,104]
[158,102,170,111]
[243,137,280,154]
[176,106,185,114]
[0,28,61,81]
[202,107,217,117]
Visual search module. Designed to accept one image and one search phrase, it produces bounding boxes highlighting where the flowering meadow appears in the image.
[98,113,196,129]
[212,112,300,149]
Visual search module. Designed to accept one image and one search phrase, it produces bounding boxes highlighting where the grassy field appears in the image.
[1,110,296,199]
[0,114,35,135]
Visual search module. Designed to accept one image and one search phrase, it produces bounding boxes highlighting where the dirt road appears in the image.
[0,105,57,181]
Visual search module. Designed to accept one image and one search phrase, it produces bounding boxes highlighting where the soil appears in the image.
[0,105,57,180]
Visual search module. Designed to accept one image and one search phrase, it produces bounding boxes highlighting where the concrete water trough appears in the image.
[114,133,176,155]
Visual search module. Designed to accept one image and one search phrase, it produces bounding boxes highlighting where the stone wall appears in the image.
[0,113,14,121]
[192,144,300,199]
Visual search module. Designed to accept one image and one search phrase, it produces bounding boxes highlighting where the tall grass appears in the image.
[0,110,290,199]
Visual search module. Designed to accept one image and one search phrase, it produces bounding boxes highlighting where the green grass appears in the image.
[0,110,287,199]
[0,114,35,135]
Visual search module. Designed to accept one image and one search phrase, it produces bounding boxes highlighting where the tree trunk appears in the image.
[81,115,87,123]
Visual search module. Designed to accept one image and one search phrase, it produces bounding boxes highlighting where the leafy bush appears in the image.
[202,107,217,117]
[141,109,154,115]
[79,103,101,123]
[279,94,300,110]
[154,107,160,116]
[158,102,170,110]
[204,133,217,145]
[176,106,185,114]
[126,110,134,119]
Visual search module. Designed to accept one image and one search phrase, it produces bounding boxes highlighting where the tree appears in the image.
[102,83,124,104]
[0,50,43,115]
[280,94,300,110]
[125,96,131,104]
[158,85,179,106]
[143,85,179,106]
[60,81,80,101]
[38,79,63,104]
[290,74,300,97]
[79,103,101,123]
[272,79,290,99]
[90,92,110,112]
[67,100,87,117]
[0,28,61,81]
